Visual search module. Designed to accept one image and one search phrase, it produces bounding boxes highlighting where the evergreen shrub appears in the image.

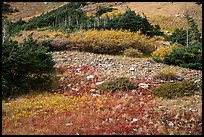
[151,80,199,99]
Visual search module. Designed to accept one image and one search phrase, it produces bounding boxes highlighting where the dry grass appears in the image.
[11,30,69,44]
[154,95,202,117]
[5,2,67,22]
[112,2,202,32]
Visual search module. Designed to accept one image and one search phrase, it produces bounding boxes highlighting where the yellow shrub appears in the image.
[68,29,156,55]
[151,42,181,61]
[86,13,95,18]
[101,11,122,18]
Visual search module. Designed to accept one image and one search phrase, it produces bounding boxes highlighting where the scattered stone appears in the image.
[168,122,174,126]
[132,89,137,93]
[76,68,81,72]
[124,94,129,98]
[175,14,180,17]
[146,59,155,64]
[129,67,135,71]
[96,81,105,85]
[71,88,79,92]
[66,123,73,126]
[51,51,202,83]
[176,77,184,81]
[86,75,95,80]
[90,89,96,92]
[131,118,139,123]
[138,83,149,89]
[91,93,101,97]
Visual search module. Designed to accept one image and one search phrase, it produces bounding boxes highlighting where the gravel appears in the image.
[50,50,202,82]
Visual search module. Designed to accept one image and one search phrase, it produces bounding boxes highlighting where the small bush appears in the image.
[151,42,181,62]
[123,48,143,58]
[153,68,180,81]
[151,80,199,99]
[97,77,136,93]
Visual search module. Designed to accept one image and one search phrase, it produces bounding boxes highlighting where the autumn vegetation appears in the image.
[68,29,156,55]
[2,2,202,135]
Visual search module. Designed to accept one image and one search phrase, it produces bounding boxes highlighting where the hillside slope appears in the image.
[4,2,67,22]
[113,2,202,31]
[5,2,202,32]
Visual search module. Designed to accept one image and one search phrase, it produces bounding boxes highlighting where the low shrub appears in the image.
[151,80,199,99]
[96,77,136,93]
[151,42,181,62]
[152,68,180,81]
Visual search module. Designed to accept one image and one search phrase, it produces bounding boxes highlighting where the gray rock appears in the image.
[96,81,105,85]
[91,93,101,97]
[90,89,96,92]
[176,77,184,81]
[129,67,135,71]
[168,122,174,126]
[86,75,95,80]
[132,89,137,93]
[138,83,149,89]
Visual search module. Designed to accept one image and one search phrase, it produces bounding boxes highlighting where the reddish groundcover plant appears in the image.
[52,65,161,135]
